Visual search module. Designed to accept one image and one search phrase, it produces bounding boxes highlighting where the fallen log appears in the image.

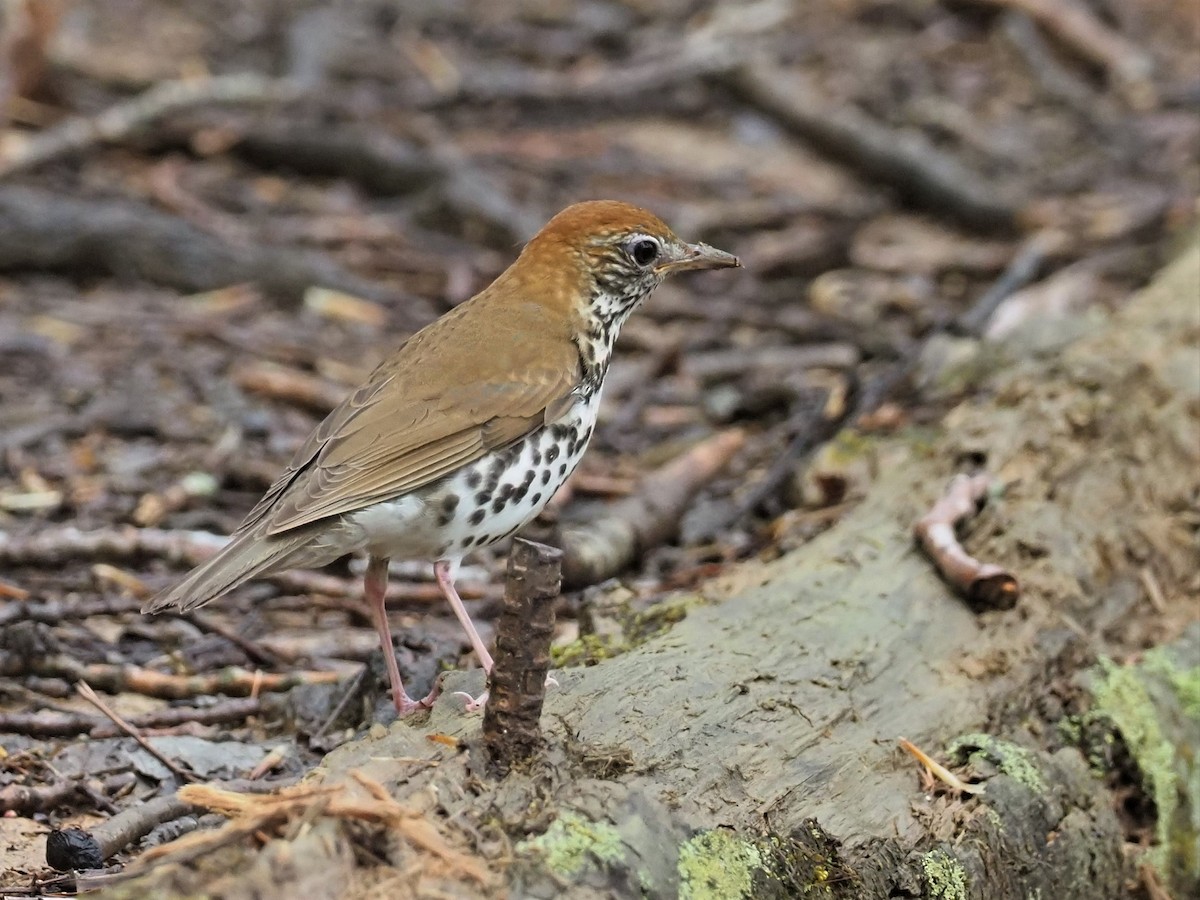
[95,237,1200,897]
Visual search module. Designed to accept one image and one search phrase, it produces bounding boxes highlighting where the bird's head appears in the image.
[511,200,740,337]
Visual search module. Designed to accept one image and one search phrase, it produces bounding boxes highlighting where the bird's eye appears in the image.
[627,238,660,267]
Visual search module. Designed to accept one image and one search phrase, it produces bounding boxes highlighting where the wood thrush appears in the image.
[144,200,740,714]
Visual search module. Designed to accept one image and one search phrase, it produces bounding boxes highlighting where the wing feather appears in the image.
[236,299,582,537]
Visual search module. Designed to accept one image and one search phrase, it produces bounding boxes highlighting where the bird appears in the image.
[144,200,740,715]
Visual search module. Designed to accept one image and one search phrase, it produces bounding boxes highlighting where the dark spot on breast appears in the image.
[492,497,507,514]
[497,483,515,501]
[546,445,560,463]
[513,470,535,501]
[469,509,486,526]
[531,492,542,505]
[558,463,567,476]
[475,490,492,506]
[466,470,482,489]
[541,469,551,485]
[530,447,542,465]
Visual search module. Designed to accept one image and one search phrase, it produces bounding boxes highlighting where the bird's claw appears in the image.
[452,672,556,713]
[453,689,488,712]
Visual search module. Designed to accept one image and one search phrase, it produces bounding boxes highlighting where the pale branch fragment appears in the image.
[970,0,1157,109]
[0,779,84,815]
[731,64,1021,231]
[231,360,348,414]
[560,428,746,588]
[0,73,303,178]
[0,525,484,607]
[0,652,340,698]
[0,187,423,312]
[898,737,985,795]
[147,775,492,885]
[0,696,266,738]
[913,474,1020,611]
[482,539,562,774]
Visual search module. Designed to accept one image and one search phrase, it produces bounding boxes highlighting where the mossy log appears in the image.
[105,240,1198,898]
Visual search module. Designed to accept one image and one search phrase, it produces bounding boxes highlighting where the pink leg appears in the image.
[434,559,493,711]
[366,555,437,716]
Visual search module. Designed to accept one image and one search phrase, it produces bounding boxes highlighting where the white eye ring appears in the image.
[626,236,661,267]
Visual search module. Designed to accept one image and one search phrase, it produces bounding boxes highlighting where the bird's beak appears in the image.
[656,242,741,275]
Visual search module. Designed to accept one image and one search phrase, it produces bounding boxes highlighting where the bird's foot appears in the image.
[393,678,441,717]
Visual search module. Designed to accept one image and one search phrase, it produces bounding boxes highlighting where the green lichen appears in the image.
[1142,647,1200,722]
[516,811,625,879]
[1091,657,1180,874]
[677,830,762,900]
[551,632,617,667]
[552,594,703,669]
[920,849,968,900]
[948,733,1046,793]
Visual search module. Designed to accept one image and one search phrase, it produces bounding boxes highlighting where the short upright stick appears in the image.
[482,538,562,774]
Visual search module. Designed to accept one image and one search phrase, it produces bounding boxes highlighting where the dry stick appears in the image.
[482,539,562,774]
[0,779,84,815]
[0,73,304,178]
[560,428,746,588]
[0,696,266,738]
[76,681,199,783]
[0,186,415,308]
[0,653,338,698]
[156,777,492,884]
[898,737,985,796]
[971,0,1156,109]
[45,777,300,871]
[731,64,1020,231]
[953,231,1058,337]
[181,611,284,669]
[0,526,485,609]
[913,474,1020,611]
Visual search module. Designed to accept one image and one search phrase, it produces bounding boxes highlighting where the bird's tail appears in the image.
[142,525,318,614]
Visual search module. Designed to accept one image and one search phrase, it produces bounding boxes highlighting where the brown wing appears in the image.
[237,299,582,537]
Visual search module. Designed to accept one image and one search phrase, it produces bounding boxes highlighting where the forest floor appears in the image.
[0,0,1197,897]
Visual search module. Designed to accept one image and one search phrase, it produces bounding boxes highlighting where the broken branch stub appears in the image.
[914,473,1020,611]
[482,538,562,774]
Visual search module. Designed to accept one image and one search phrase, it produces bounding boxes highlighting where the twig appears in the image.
[681,343,861,385]
[898,737,985,795]
[952,231,1059,337]
[0,779,83,815]
[231,360,348,414]
[0,696,266,738]
[483,539,562,774]
[913,474,1020,611]
[713,387,848,533]
[0,73,303,178]
[45,777,299,870]
[560,429,746,588]
[970,0,1156,109]
[0,186,419,310]
[181,612,283,669]
[1001,12,1104,115]
[76,681,199,782]
[312,667,367,740]
[0,651,339,698]
[148,775,492,884]
[731,64,1021,231]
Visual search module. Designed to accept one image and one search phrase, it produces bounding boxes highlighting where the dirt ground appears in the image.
[0,0,1197,897]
